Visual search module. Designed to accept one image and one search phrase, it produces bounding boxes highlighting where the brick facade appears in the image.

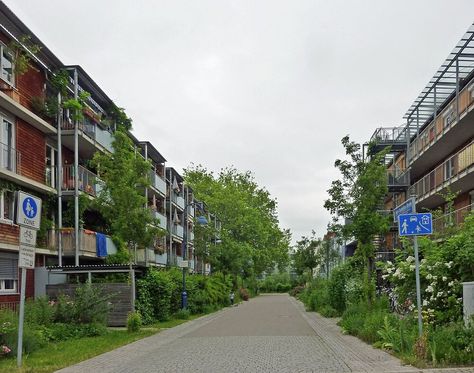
[16,118,46,183]
[0,223,19,246]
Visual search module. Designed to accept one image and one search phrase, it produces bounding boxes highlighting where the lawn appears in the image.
[0,317,200,373]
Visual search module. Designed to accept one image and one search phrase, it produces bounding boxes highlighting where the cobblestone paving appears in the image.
[57,294,474,373]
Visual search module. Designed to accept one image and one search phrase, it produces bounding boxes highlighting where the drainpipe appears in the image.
[57,92,63,266]
[73,68,79,267]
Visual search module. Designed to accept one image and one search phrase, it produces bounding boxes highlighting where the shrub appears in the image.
[289,285,305,297]
[239,288,249,301]
[175,309,190,320]
[25,297,54,326]
[428,323,474,365]
[127,312,142,333]
[319,305,339,318]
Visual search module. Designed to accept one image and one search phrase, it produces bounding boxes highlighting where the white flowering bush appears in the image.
[382,237,463,325]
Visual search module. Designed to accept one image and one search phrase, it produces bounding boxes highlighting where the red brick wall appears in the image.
[0,223,19,245]
[17,67,45,109]
[16,119,45,183]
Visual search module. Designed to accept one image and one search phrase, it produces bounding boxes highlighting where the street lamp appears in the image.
[181,200,207,309]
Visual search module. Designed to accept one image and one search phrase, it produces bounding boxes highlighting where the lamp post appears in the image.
[181,200,207,309]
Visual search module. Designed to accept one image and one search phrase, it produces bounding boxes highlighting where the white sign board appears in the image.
[16,192,42,230]
[179,260,189,268]
[18,245,35,269]
[19,226,37,247]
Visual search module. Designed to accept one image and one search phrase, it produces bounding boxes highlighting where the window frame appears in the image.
[0,111,16,172]
[0,190,15,222]
[0,43,14,86]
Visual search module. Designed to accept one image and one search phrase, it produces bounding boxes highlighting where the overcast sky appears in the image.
[5,1,474,243]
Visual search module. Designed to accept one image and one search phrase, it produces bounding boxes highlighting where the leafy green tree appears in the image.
[324,136,389,302]
[292,233,322,279]
[184,165,290,281]
[92,129,162,258]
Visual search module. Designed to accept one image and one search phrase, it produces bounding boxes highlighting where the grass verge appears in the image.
[0,315,204,373]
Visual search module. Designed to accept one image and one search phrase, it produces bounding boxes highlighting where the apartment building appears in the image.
[0,2,216,306]
[370,23,474,253]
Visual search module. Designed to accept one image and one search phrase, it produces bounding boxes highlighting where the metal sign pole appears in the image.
[414,236,423,337]
[17,268,27,367]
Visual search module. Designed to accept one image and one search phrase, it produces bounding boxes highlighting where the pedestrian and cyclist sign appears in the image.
[398,213,433,236]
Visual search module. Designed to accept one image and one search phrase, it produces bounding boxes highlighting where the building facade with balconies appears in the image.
[369,23,474,254]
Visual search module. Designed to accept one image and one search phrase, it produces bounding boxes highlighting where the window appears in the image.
[45,144,58,188]
[443,106,456,128]
[0,115,15,171]
[0,255,18,293]
[0,44,14,85]
[0,190,14,221]
[444,158,454,181]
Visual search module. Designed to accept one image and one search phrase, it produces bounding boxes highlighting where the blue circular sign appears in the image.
[22,197,37,219]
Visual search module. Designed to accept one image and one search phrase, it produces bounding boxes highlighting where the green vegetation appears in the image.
[258,272,293,293]
[136,268,233,324]
[184,166,291,288]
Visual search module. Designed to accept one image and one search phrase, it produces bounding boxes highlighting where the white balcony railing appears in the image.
[177,196,185,209]
[152,211,167,230]
[62,118,113,153]
[149,170,166,195]
[171,224,184,238]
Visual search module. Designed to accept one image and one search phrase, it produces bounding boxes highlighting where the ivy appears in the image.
[8,35,41,76]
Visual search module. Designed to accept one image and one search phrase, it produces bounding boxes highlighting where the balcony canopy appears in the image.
[403,23,474,139]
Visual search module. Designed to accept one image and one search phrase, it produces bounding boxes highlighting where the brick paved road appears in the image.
[57,294,474,373]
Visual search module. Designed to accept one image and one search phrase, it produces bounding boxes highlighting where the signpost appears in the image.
[398,212,433,337]
[393,197,416,223]
[15,192,41,368]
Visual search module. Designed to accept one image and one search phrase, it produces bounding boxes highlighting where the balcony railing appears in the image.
[432,203,473,235]
[151,210,167,230]
[62,165,100,196]
[0,142,20,174]
[62,118,114,153]
[46,229,117,257]
[387,169,410,190]
[149,170,166,195]
[171,224,184,238]
[371,126,408,144]
[375,251,396,263]
[411,141,474,201]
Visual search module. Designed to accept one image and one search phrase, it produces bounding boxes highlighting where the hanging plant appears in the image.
[8,35,41,76]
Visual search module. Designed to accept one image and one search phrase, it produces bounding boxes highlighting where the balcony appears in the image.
[62,165,100,197]
[149,170,166,195]
[155,251,167,266]
[170,192,185,210]
[136,248,156,265]
[433,203,472,235]
[370,126,408,153]
[407,84,474,177]
[171,224,184,238]
[151,210,167,230]
[387,169,410,192]
[0,142,20,174]
[187,205,195,218]
[61,119,114,158]
[411,140,474,206]
[46,229,117,258]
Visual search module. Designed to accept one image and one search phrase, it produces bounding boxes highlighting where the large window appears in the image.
[0,44,14,85]
[0,114,15,172]
[0,254,18,294]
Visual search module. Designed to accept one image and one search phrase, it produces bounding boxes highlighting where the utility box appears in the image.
[463,281,474,327]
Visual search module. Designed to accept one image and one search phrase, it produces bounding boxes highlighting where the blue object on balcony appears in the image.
[96,232,107,257]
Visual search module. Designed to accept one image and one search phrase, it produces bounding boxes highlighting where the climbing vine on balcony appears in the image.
[8,35,41,76]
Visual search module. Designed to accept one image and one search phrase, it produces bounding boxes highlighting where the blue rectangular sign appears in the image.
[393,198,416,223]
[398,213,433,236]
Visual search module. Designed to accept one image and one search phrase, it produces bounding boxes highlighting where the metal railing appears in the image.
[387,169,410,188]
[0,301,19,312]
[171,224,184,238]
[62,165,100,196]
[411,140,474,201]
[61,117,113,152]
[0,142,20,174]
[151,210,167,230]
[432,203,473,235]
[149,170,166,195]
[375,251,396,262]
[371,126,407,143]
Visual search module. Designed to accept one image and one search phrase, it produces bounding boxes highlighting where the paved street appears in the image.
[57,294,474,373]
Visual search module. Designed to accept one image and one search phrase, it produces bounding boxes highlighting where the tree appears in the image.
[184,165,290,281]
[92,129,162,259]
[324,136,389,302]
[292,233,322,279]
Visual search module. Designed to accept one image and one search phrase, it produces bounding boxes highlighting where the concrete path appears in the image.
[57,294,474,373]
